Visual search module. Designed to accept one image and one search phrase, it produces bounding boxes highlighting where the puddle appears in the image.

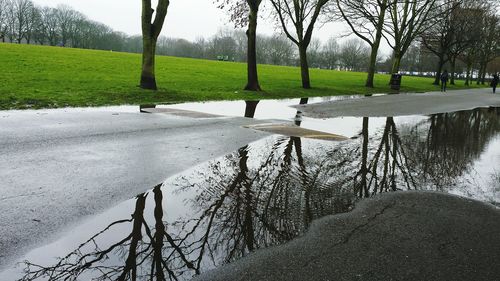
[1,108,500,281]
[162,96,366,120]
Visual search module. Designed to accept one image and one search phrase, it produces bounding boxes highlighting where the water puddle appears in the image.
[2,107,500,280]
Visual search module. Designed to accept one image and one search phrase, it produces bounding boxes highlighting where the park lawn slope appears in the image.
[0,43,483,110]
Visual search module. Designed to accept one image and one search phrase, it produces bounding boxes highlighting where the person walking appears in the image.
[491,73,499,94]
[440,70,449,92]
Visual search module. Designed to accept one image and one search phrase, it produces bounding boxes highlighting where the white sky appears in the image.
[30,0,390,55]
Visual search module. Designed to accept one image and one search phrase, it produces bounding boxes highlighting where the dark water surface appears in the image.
[2,107,500,281]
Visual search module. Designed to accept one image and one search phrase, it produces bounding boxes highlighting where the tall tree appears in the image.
[269,0,329,89]
[334,0,391,87]
[322,37,339,70]
[384,0,443,80]
[421,0,484,85]
[0,0,7,42]
[39,7,60,46]
[140,0,170,90]
[339,38,370,71]
[13,0,33,43]
[476,13,499,84]
[217,0,264,91]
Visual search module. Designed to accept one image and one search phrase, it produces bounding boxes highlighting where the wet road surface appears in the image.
[1,105,499,280]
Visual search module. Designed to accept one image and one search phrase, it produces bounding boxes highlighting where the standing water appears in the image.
[1,106,499,281]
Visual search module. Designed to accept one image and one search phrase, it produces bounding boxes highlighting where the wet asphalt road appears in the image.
[296,88,500,118]
[0,108,269,269]
[1,88,500,277]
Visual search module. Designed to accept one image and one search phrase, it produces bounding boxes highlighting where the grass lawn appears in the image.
[0,43,484,110]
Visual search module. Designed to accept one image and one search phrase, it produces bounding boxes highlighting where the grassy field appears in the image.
[0,43,484,110]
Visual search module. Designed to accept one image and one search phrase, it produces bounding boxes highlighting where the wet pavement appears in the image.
[1,101,499,280]
[296,88,500,118]
[0,107,270,270]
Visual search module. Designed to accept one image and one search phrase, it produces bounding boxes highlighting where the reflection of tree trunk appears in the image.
[295,98,309,126]
[292,137,312,227]
[117,194,147,281]
[239,148,255,252]
[359,117,369,197]
[244,100,260,118]
[153,185,166,281]
[369,118,391,194]
[390,118,398,191]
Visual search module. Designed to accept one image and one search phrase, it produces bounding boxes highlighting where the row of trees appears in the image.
[420,0,500,85]
[213,0,499,91]
[151,32,373,72]
[1,0,498,91]
[0,0,129,50]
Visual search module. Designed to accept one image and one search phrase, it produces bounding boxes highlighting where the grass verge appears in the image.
[0,43,485,110]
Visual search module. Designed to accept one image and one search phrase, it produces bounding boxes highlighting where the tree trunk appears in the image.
[141,36,158,90]
[365,0,387,88]
[465,62,472,86]
[244,5,261,91]
[391,51,401,74]
[433,55,445,85]
[359,117,369,198]
[366,45,379,88]
[389,50,401,86]
[298,44,311,89]
[480,64,487,84]
[450,56,456,85]
[476,62,484,85]
[140,0,170,90]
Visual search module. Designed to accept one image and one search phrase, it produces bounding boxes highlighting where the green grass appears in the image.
[0,43,484,110]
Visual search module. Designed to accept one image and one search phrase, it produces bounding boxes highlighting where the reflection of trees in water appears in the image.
[352,108,500,196]
[401,108,500,190]
[20,136,353,281]
[21,185,197,281]
[354,117,416,198]
[20,108,500,281]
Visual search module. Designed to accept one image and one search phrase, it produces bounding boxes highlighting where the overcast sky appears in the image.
[30,0,390,55]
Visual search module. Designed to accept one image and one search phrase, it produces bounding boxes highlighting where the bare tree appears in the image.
[5,0,16,42]
[446,1,487,84]
[140,0,169,90]
[38,7,59,45]
[217,0,264,91]
[334,0,391,87]
[322,37,340,69]
[0,0,7,42]
[24,3,39,44]
[339,38,370,71]
[476,13,499,84]
[269,0,329,89]
[259,34,295,65]
[12,0,33,43]
[421,0,484,85]
[56,5,78,46]
[384,0,443,81]
[307,38,323,68]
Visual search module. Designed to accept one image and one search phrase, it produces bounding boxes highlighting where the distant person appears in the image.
[440,70,449,92]
[491,73,499,94]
